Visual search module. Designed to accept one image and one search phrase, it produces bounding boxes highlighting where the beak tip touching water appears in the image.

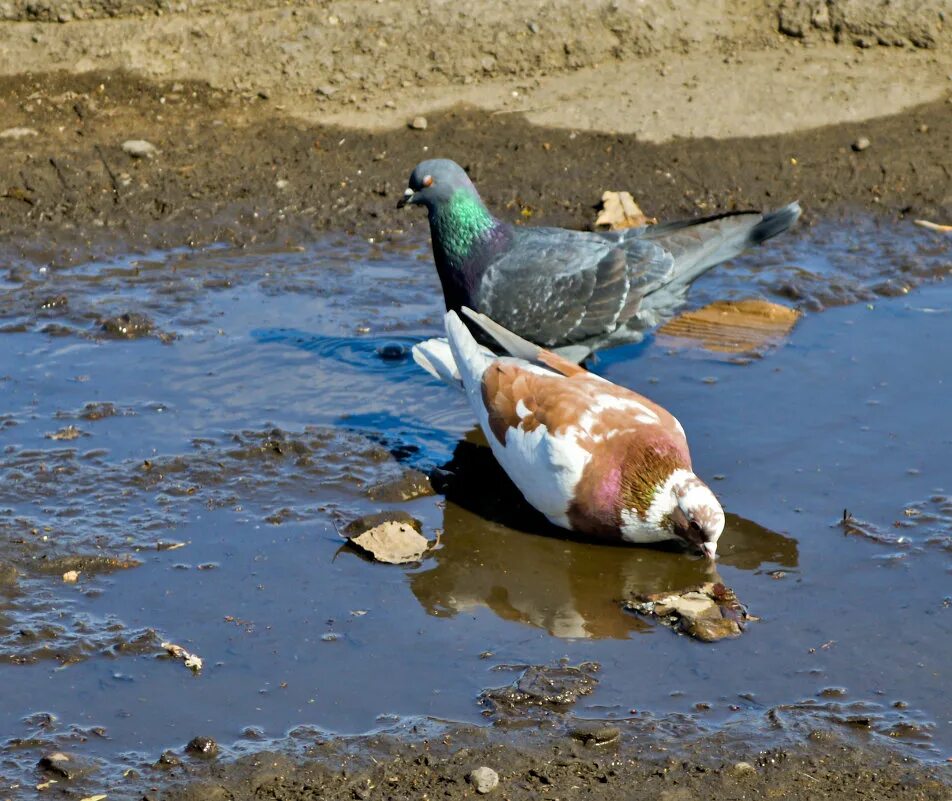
[701,542,717,561]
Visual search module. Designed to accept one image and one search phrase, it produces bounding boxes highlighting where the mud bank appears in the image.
[160,723,951,801]
[0,0,950,257]
[0,70,950,266]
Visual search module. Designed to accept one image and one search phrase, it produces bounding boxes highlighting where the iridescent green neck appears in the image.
[433,190,497,261]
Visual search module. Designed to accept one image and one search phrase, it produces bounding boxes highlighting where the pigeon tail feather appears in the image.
[412,337,463,390]
[460,306,542,362]
[444,311,496,398]
[463,307,593,376]
[747,201,802,246]
[647,201,802,299]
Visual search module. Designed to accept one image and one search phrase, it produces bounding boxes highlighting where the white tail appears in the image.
[412,337,463,388]
[444,311,496,399]
[460,307,541,362]
[412,312,497,391]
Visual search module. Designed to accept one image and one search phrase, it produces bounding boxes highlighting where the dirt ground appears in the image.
[157,723,952,801]
[0,0,951,265]
[1,2,951,799]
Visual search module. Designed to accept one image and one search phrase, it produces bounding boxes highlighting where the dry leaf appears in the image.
[80,795,108,801]
[348,521,429,564]
[657,299,800,355]
[627,582,752,642]
[594,191,653,230]
[914,219,952,233]
[161,641,203,672]
[36,778,58,790]
[62,570,80,583]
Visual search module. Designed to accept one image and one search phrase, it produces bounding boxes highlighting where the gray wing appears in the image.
[477,228,674,347]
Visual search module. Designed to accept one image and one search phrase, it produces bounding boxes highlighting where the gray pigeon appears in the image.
[398,158,801,360]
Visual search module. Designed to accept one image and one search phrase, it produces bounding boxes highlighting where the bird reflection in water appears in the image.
[409,432,798,640]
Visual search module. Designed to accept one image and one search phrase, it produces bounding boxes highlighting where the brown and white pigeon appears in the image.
[399,158,800,361]
[413,307,725,558]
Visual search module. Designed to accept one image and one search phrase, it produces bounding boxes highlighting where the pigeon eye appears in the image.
[422,175,434,188]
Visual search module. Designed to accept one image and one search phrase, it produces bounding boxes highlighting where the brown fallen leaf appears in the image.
[626,582,752,642]
[593,191,654,230]
[657,299,800,355]
[914,219,952,233]
[161,641,203,672]
[347,520,430,565]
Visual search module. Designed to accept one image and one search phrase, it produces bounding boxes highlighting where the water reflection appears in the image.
[410,434,798,639]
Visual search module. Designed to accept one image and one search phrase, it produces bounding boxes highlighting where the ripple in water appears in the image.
[252,327,420,375]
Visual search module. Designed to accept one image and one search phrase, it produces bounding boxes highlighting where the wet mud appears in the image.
[1,68,951,265]
[160,731,950,801]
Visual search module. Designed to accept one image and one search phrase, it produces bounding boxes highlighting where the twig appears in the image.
[95,144,121,204]
[49,157,69,190]
[914,219,952,233]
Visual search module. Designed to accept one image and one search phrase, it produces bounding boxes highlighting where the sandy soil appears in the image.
[1,2,951,799]
[0,0,950,263]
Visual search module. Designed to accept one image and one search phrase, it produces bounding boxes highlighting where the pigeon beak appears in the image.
[396,188,415,209]
[700,542,717,561]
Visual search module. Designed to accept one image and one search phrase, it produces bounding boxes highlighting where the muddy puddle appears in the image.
[0,215,950,797]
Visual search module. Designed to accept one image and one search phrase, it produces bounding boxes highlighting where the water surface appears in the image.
[0,216,950,796]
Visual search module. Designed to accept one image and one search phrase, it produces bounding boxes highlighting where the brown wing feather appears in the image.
[536,349,588,377]
[480,359,688,454]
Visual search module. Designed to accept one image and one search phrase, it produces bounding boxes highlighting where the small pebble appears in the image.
[156,750,181,768]
[732,761,756,775]
[569,724,620,745]
[38,752,72,777]
[121,139,157,158]
[185,735,218,757]
[0,127,39,139]
[468,766,499,794]
[409,116,428,130]
[852,136,871,152]
[99,311,154,338]
[376,342,409,360]
[37,751,93,780]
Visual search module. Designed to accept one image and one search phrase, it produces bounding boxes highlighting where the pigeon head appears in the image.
[666,471,725,559]
[397,159,480,211]
[399,159,503,273]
